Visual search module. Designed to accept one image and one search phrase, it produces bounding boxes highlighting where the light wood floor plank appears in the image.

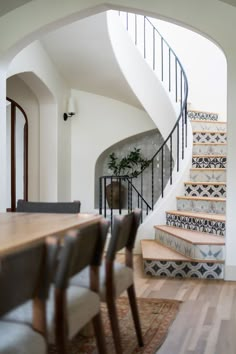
[117,255,236,354]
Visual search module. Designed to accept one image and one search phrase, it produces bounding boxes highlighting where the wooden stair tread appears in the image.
[193,130,227,134]
[190,167,226,171]
[154,225,225,245]
[184,181,226,185]
[166,210,226,221]
[141,240,224,263]
[188,109,219,115]
[176,196,226,202]
[193,143,227,145]
[190,119,226,124]
[192,155,227,158]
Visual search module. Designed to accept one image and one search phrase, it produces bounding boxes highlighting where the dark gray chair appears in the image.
[71,209,143,354]
[52,219,109,354]
[16,199,81,214]
[0,237,59,354]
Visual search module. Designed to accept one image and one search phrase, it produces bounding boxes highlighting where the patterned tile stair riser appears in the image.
[189,169,226,183]
[184,183,226,198]
[143,259,224,279]
[193,144,227,155]
[166,213,225,237]
[193,132,227,144]
[191,121,227,132]
[192,156,226,168]
[155,229,224,261]
[187,111,219,121]
[176,198,226,214]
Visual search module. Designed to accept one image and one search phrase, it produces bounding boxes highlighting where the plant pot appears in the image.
[106,181,126,209]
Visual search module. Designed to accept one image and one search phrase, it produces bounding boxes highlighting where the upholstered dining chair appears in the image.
[0,237,59,354]
[70,209,143,354]
[16,199,81,213]
[3,219,109,354]
[52,219,109,354]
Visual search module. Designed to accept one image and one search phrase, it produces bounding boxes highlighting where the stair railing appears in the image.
[99,12,188,224]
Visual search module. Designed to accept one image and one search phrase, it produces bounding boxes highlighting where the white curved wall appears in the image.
[107,11,176,140]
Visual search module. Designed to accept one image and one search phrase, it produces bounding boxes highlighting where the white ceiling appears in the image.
[218,0,236,7]
[0,0,33,17]
[41,12,142,108]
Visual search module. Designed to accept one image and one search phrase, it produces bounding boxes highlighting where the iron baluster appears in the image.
[104,177,107,218]
[153,26,156,70]
[152,159,154,209]
[99,177,102,215]
[175,57,178,102]
[161,37,164,81]
[169,48,171,92]
[170,136,173,184]
[161,147,164,197]
[144,16,146,59]
[181,71,184,160]
[177,123,180,172]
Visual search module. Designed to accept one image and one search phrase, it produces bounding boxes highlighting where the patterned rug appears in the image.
[49,297,181,354]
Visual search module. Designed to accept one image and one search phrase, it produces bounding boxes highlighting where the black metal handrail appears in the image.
[99,12,188,223]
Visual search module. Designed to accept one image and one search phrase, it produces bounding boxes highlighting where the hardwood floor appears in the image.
[128,255,236,354]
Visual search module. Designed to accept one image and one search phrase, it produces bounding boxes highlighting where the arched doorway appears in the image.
[6,97,28,211]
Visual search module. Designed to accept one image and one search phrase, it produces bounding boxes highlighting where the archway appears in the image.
[6,97,28,211]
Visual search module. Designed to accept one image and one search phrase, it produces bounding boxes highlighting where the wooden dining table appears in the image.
[0,212,102,257]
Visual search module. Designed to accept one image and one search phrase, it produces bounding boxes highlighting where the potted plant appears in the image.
[106,147,150,209]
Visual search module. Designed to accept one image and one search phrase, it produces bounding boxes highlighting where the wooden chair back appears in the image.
[106,209,141,263]
[0,237,58,333]
[54,219,109,290]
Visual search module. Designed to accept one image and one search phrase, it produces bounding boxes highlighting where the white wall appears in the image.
[153,19,227,120]
[7,41,70,201]
[70,90,156,212]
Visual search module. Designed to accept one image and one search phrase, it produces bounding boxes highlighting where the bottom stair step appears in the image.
[141,240,224,279]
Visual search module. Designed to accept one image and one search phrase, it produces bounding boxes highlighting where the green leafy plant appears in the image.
[107,147,150,177]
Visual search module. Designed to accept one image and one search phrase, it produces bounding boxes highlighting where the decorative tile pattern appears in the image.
[188,111,218,121]
[193,132,227,144]
[185,184,226,197]
[176,198,226,214]
[192,156,226,169]
[191,121,227,132]
[155,230,224,260]
[193,144,227,155]
[143,260,223,279]
[166,213,225,236]
[190,169,226,182]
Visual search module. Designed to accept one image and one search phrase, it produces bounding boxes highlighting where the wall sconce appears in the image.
[63,96,76,121]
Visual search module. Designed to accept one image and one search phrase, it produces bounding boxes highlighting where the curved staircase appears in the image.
[141,110,226,279]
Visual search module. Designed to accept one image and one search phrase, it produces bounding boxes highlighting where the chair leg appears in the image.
[106,296,123,354]
[127,284,144,347]
[55,290,68,354]
[92,314,107,354]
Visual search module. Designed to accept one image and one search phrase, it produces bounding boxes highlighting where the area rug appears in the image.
[49,297,181,354]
